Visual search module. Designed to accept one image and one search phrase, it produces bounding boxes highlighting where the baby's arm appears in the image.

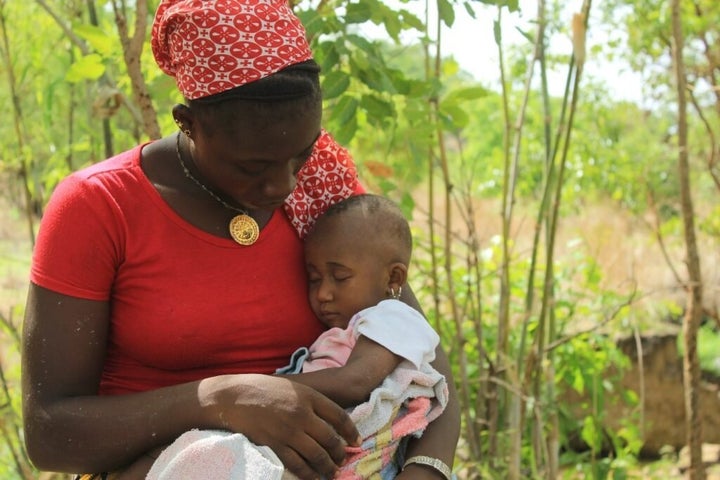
[280,336,402,408]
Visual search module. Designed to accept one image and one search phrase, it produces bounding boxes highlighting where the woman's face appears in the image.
[188,99,322,212]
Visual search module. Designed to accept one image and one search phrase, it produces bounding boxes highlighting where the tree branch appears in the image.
[35,0,90,55]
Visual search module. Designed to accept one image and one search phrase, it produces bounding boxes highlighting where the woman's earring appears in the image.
[389,286,402,299]
[174,119,191,137]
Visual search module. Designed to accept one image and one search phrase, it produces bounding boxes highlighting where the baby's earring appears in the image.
[389,286,402,299]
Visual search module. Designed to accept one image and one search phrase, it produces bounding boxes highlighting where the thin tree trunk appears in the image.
[670,0,705,478]
[85,0,115,158]
[0,0,36,247]
[111,0,161,140]
[429,0,479,469]
[490,6,509,469]
[508,0,547,474]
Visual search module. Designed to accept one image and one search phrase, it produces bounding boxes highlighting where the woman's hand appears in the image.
[199,373,360,480]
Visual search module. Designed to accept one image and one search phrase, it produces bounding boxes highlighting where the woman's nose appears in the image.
[262,163,297,200]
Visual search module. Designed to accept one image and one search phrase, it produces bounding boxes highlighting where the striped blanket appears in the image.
[337,397,434,479]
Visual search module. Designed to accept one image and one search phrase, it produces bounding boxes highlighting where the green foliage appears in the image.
[66,53,106,82]
[0,320,27,479]
[677,324,720,377]
[412,214,643,477]
[699,204,720,238]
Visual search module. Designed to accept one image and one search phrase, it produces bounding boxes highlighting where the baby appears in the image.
[279,194,448,478]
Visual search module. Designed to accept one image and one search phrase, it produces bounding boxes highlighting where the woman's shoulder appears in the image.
[44,143,153,220]
[72,143,146,180]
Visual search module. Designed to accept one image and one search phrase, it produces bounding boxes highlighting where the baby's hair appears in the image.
[188,60,322,135]
[313,194,413,264]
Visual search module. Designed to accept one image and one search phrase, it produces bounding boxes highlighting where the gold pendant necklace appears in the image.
[175,132,260,246]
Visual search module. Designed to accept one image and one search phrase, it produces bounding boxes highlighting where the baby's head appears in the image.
[304,194,412,328]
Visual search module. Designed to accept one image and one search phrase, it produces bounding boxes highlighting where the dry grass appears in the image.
[0,195,31,371]
[0,195,32,310]
[411,191,719,327]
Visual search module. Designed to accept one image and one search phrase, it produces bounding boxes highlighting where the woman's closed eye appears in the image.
[237,149,313,177]
[235,161,269,176]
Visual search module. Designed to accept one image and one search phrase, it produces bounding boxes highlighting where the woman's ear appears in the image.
[387,263,408,295]
[172,104,195,137]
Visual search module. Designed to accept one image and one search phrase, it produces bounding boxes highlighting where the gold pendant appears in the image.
[229,214,260,245]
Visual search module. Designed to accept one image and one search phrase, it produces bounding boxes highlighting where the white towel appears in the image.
[146,429,294,480]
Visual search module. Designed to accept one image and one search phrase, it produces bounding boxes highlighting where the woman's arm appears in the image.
[22,284,359,480]
[399,343,461,479]
[397,285,461,479]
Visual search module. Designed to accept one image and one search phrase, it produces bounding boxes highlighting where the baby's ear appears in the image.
[387,262,408,293]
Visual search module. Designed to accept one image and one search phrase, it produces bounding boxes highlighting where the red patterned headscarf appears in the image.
[151,0,365,237]
[152,0,314,100]
[284,129,364,238]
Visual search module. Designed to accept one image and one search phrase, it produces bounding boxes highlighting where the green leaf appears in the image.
[444,86,491,103]
[581,416,600,450]
[333,115,358,145]
[377,178,398,196]
[516,26,534,44]
[439,103,469,128]
[405,79,434,98]
[348,52,368,75]
[399,192,415,220]
[386,69,411,95]
[463,2,476,19]
[437,0,455,27]
[360,94,395,122]
[297,9,322,37]
[493,19,501,45]
[382,11,402,41]
[345,2,372,24]
[354,64,394,93]
[65,54,105,83]
[328,95,359,126]
[345,34,374,52]
[74,24,114,57]
[399,9,425,30]
[322,70,351,100]
[441,58,460,77]
[315,41,341,73]
[571,369,585,393]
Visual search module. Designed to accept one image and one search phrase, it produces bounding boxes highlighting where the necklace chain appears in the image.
[174,132,260,246]
[175,131,249,215]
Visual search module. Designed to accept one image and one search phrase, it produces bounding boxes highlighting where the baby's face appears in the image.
[304,219,389,329]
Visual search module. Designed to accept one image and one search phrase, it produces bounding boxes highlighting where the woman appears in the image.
[21,1,460,479]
